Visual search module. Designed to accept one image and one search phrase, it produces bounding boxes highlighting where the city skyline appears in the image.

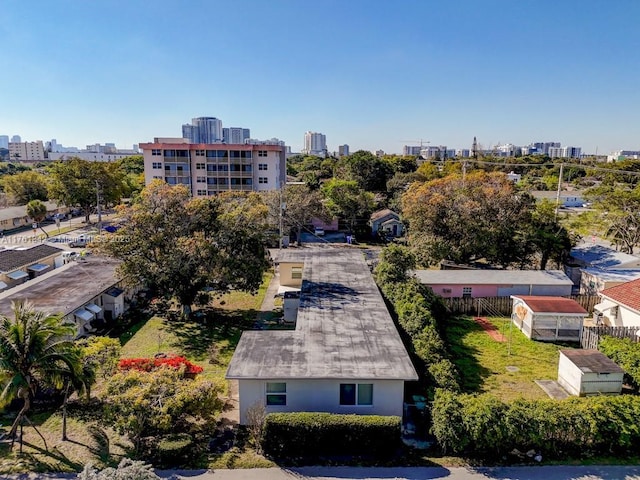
[1,0,639,155]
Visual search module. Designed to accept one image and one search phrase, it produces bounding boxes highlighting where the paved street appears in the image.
[8,465,640,480]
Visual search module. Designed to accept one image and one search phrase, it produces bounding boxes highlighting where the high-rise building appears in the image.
[11,135,21,143]
[302,131,327,157]
[0,135,8,149]
[338,145,350,157]
[548,146,581,159]
[182,117,223,143]
[403,145,422,156]
[223,127,251,144]
[141,138,287,196]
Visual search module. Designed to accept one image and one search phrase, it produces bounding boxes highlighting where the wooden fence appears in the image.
[443,294,600,317]
[580,325,640,350]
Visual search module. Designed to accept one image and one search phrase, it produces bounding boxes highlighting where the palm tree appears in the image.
[0,301,81,448]
[26,199,49,238]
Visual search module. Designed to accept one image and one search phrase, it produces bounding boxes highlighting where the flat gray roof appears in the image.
[581,268,640,283]
[561,349,624,374]
[226,247,418,381]
[571,241,640,269]
[412,269,573,286]
[0,256,121,317]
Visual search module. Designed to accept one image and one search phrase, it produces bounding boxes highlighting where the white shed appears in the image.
[511,295,588,342]
[558,349,624,397]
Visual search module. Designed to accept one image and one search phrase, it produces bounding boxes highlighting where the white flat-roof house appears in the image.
[226,248,418,424]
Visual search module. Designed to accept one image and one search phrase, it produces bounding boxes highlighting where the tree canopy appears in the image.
[1,170,49,205]
[48,158,127,222]
[101,181,270,314]
[402,172,537,267]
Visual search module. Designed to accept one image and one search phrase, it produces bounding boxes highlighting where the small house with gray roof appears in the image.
[0,244,64,289]
[226,248,417,424]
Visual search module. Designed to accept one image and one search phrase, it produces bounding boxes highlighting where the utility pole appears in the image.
[96,180,103,231]
[554,163,564,221]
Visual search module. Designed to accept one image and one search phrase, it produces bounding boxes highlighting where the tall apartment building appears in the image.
[403,145,422,156]
[548,146,582,159]
[182,117,223,144]
[0,136,8,149]
[338,144,350,157]
[9,141,46,161]
[223,127,250,144]
[302,131,327,157]
[140,138,286,196]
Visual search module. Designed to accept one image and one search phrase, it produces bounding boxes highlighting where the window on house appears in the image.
[339,383,373,406]
[462,287,472,298]
[266,382,286,406]
[196,163,205,170]
[195,150,205,156]
[196,189,207,195]
[258,150,268,157]
[259,177,268,184]
[152,162,162,169]
[291,266,302,279]
[151,149,161,156]
[196,176,206,183]
[258,163,268,171]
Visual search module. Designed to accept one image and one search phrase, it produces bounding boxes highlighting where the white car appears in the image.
[314,227,325,237]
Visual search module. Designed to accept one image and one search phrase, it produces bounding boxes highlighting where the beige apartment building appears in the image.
[139,138,286,195]
[9,141,46,161]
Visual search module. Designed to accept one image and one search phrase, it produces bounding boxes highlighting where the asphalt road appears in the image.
[8,466,640,480]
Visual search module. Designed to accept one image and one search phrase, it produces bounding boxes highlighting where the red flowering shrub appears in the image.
[118,354,204,376]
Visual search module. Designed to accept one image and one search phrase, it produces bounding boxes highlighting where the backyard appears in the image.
[0,272,274,474]
[444,316,574,401]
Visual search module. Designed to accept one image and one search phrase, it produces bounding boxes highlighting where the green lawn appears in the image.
[444,316,574,401]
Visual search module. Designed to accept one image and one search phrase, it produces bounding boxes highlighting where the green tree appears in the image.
[402,172,534,267]
[48,158,126,222]
[26,199,49,238]
[321,178,375,234]
[104,368,223,454]
[527,199,575,269]
[0,301,81,444]
[374,244,416,283]
[1,170,49,205]
[337,150,394,192]
[101,181,270,315]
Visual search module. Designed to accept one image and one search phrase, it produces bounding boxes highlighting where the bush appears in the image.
[262,412,401,460]
[118,354,204,376]
[156,433,195,467]
[599,336,640,389]
[431,390,640,459]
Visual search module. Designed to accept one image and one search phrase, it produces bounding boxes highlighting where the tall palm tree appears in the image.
[0,301,81,446]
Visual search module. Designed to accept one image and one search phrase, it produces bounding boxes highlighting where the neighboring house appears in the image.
[580,268,640,295]
[413,269,573,298]
[565,241,640,289]
[558,350,623,397]
[226,248,418,424]
[530,190,585,207]
[594,278,640,327]
[370,209,404,237]
[0,256,136,337]
[511,295,588,342]
[0,244,64,290]
[0,201,69,231]
[311,217,338,232]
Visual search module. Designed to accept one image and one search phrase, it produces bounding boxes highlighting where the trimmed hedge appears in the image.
[261,412,401,459]
[599,336,640,389]
[432,389,640,459]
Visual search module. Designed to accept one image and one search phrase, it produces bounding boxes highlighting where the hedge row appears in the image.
[432,389,640,459]
[261,412,401,459]
[374,246,460,392]
[599,336,640,389]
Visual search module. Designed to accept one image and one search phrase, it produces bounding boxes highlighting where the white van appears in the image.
[69,235,91,248]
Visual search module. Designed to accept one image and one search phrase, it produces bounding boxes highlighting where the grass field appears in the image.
[0,272,273,474]
[445,316,574,401]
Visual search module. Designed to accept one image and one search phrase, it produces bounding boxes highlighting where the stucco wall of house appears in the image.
[237,378,404,424]
[616,305,640,327]
[429,284,498,298]
[278,262,303,287]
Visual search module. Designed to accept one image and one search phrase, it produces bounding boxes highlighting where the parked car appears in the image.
[314,227,325,237]
[69,235,91,248]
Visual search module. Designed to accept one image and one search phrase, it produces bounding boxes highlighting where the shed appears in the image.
[558,349,623,396]
[511,295,588,342]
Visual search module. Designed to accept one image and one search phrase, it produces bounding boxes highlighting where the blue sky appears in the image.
[1,0,639,155]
